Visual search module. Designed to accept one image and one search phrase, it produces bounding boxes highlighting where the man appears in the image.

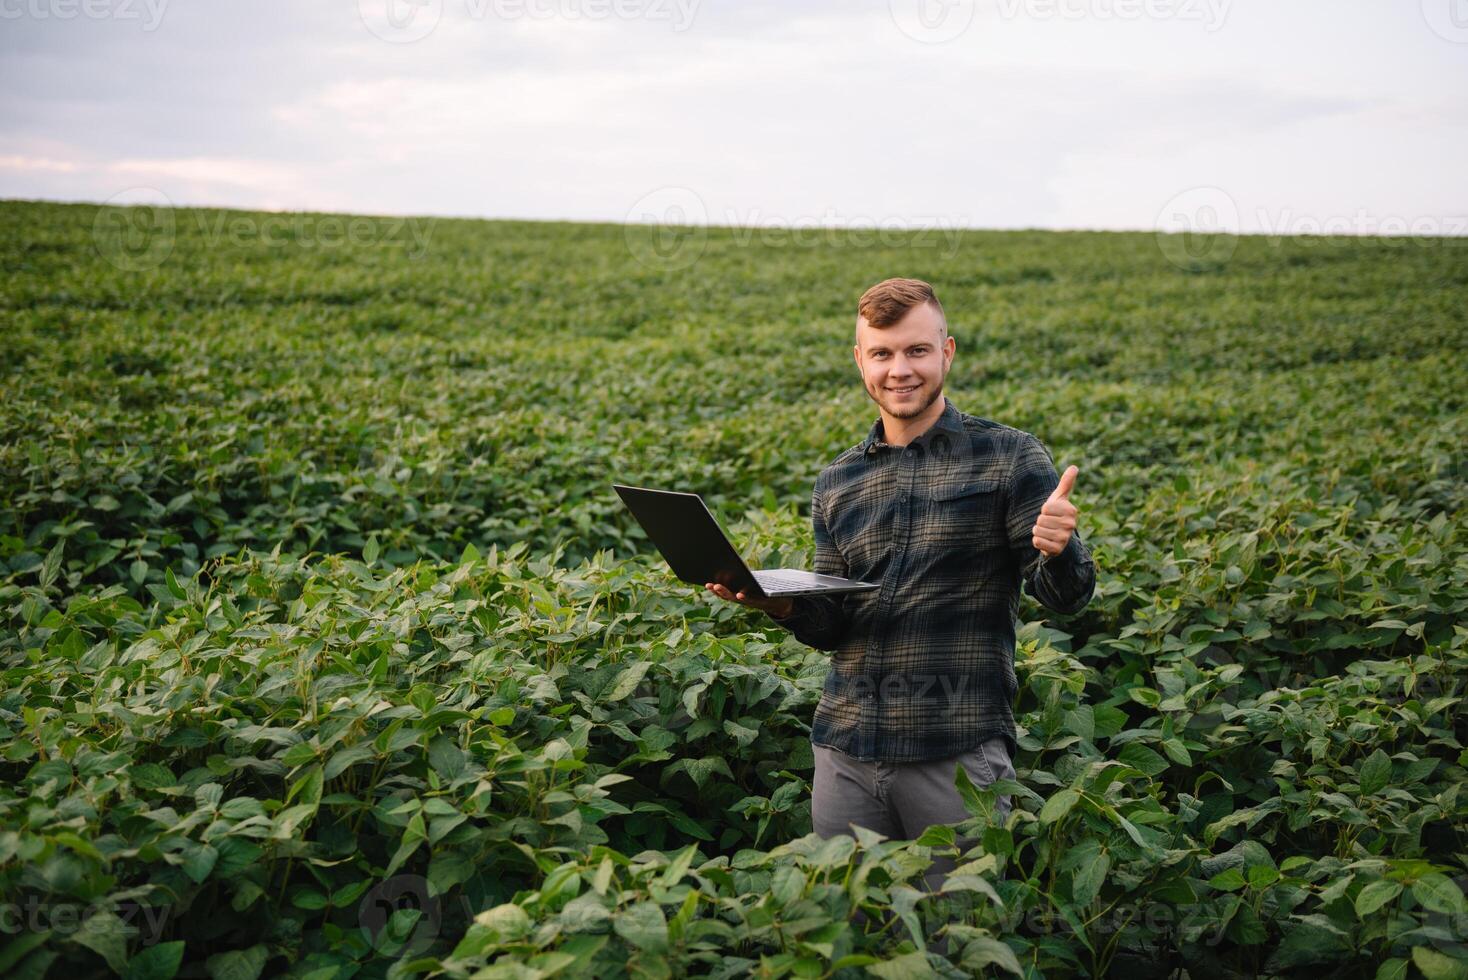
[706,277,1095,894]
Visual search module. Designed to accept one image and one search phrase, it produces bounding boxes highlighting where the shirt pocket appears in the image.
[921,477,1004,549]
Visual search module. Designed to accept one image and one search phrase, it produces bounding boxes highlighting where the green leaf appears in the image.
[165,566,186,600]
[324,744,375,780]
[206,945,269,980]
[604,660,652,702]
[40,539,63,590]
[1358,750,1391,795]
[183,843,218,884]
[384,812,427,876]
[1374,958,1408,980]
[1209,867,1247,892]
[1413,873,1468,915]
[770,865,805,905]
[1353,879,1402,918]
[1117,743,1169,777]
[614,901,669,954]
[474,903,532,941]
[130,558,148,585]
[287,764,323,806]
[123,941,185,980]
[1413,947,1468,980]
[1072,849,1110,906]
[1264,915,1350,970]
[363,535,380,565]
[869,950,940,978]
[960,936,1024,976]
[428,736,466,781]
[1039,788,1080,825]
[73,911,129,972]
[0,933,51,974]
[660,843,699,888]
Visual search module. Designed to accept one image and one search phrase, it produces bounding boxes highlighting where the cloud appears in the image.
[1,0,1464,230]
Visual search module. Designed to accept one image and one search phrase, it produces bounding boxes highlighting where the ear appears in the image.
[852,343,862,371]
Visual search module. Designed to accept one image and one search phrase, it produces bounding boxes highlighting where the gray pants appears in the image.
[812,737,1015,894]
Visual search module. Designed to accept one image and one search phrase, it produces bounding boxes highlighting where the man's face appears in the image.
[853,301,956,421]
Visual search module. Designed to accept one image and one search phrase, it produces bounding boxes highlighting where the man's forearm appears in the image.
[769,594,845,651]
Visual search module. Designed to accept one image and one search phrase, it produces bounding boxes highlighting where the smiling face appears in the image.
[853,299,956,423]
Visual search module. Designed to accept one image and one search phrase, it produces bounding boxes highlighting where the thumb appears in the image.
[1052,465,1079,500]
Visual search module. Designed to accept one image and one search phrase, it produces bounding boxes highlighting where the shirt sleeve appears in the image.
[768,480,848,651]
[1006,433,1096,616]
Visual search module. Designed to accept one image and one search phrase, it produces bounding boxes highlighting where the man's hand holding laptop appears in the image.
[704,582,794,619]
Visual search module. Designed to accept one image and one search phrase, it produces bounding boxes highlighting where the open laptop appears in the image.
[613,484,880,598]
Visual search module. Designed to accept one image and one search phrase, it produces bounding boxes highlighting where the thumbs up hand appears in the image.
[1032,465,1079,557]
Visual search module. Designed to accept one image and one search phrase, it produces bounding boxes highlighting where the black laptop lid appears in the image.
[613,484,762,595]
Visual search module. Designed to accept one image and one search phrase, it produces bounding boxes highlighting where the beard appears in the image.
[871,378,944,419]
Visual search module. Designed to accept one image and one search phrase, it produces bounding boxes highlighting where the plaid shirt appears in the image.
[773,396,1096,763]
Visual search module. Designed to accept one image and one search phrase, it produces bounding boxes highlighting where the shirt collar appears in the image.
[861,396,963,455]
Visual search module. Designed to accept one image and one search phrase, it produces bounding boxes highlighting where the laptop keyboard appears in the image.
[756,570,817,590]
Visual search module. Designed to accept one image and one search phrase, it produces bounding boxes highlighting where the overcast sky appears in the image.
[2,0,1465,233]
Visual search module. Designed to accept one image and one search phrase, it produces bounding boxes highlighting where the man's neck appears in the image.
[878,396,948,448]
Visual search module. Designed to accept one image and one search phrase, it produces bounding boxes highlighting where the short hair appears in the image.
[856,277,946,341]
